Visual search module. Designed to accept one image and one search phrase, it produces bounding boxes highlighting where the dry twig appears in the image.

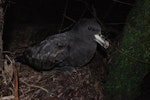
[5,55,19,100]
[63,14,76,23]
[117,48,150,64]
[13,64,19,100]
[113,0,132,6]
[1,95,14,100]
[59,0,69,33]
[20,80,49,93]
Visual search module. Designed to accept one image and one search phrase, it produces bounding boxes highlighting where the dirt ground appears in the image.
[0,53,107,100]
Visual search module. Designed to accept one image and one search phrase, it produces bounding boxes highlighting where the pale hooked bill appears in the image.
[94,34,109,49]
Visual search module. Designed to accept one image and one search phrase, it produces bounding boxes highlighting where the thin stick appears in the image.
[1,95,14,100]
[79,5,87,19]
[4,55,19,99]
[61,23,74,32]
[13,64,19,100]
[113,0,132,6]
[59,0,69,33]
[20,80,49,93]
[116,48,150,65]
[63,14,76,23]
[5,55,13,63]
[106,22,126,25]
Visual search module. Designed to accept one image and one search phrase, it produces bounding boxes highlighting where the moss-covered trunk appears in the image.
[106,0,150,100]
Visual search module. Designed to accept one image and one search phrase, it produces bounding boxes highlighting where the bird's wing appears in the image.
[25,33,70,70]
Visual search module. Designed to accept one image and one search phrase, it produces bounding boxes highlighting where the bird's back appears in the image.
[18,32,70,71]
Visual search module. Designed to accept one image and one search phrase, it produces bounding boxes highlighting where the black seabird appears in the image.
[17,19,109,71]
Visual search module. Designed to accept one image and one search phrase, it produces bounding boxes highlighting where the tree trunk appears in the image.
[0,0,4,68]
[106,0,150,100]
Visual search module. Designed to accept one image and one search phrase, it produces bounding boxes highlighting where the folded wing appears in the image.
[23,33,70,70]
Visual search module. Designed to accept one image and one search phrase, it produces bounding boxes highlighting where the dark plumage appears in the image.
[17,19,109,71]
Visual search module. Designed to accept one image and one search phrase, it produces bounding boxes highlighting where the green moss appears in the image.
[106,0,150,100]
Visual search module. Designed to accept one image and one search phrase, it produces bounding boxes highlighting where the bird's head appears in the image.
[73,19,109,49]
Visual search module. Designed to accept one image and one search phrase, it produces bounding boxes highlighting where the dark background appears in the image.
[3,0,135,51]
[5,0,135,29]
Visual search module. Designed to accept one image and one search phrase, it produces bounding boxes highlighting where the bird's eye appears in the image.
[88,27,92,31]
[88,26,99,32]
[100,34,105,39]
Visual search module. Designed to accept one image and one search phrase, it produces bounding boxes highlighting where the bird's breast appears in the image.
[68,41,97,67]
